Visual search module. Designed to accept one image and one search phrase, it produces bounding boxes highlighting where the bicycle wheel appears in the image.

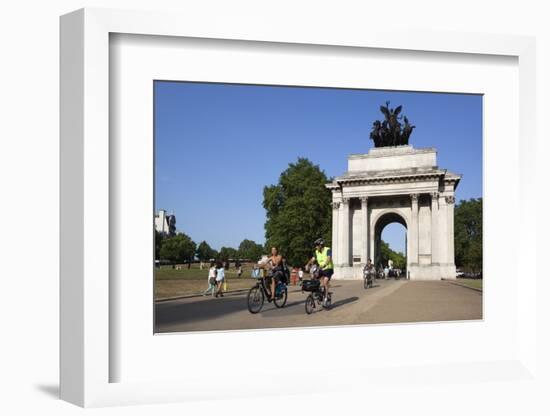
[247,286,264,314]
[305,294,315,314]
[363,277,369,289]
[274,287,288,308]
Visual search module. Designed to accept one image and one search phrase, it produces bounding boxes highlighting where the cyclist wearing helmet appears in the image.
[306,238,334,306]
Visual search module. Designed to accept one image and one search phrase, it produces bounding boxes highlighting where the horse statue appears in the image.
[369,101,414,147]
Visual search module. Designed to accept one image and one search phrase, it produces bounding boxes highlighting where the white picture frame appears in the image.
[60,8,538,408]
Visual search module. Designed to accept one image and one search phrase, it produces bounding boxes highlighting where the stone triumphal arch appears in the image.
[327,145,460,280]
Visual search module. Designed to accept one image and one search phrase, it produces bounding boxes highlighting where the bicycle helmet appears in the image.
[314,238,324,247]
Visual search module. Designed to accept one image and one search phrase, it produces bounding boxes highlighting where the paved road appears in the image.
[155,279,482,333]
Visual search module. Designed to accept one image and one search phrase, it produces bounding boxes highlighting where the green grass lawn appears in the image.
[155,263,259,299]
[456,278,483,290]
[155,263,255,280]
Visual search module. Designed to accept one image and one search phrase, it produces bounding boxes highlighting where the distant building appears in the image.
[155,209,176,236]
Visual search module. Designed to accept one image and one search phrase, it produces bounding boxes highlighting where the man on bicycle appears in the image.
[306,238,334,306]
[259,246,284,302]
[363,258,375,285]
[364,258,374,275]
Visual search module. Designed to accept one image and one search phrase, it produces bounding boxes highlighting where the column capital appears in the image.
[342,197,351,205]
[431,191,439,199]
[331,202,341,210]
[410,193,419,202]
[445,195,455,204]
[360,196,369,203]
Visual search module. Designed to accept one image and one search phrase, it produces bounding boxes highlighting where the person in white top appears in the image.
[215,262,226,298]
[203,262,217,296]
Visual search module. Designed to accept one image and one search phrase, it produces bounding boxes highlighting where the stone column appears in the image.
[431,192,439,265]
[445,195,456,270]
[331,201,340,265]
[360,197,369,264]
[374,211,376,265]
[339,197,350,267]
[409,194,419,265]
[438,194,448,267]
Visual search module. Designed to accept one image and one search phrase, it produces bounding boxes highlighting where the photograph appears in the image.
[153,81,483,333]
[5,0,543,412]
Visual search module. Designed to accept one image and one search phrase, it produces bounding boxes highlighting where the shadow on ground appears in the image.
[330,296,359,309]
[35,384,59,399]
[155,293,248,327]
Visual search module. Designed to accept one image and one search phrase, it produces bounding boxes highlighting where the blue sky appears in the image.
[155,81,482,254]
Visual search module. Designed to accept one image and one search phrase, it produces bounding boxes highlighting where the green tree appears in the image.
[237,239,264,262]
[219,246,238,261]
[210,248,219,260]
[377,240,406,269]
[196,240,216,262]
[155,229,164,260]
[390,250,406,270]
[159,232,196,264]
[454,198,483,273]
[263,158,332,266]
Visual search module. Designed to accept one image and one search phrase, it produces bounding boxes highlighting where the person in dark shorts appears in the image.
[306,238,334,306]
[260,246,284,302]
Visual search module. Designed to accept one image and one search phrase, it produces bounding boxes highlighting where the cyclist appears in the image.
[306,238,334,306]
[259,246,284,302]
[364,258,374,274]
[363,258,375,285]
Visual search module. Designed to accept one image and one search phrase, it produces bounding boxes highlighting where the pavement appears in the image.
[154,279,482,333]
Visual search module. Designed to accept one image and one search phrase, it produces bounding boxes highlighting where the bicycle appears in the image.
[247,271,288,314]
[363,268,375,289]
[302,265,332,314]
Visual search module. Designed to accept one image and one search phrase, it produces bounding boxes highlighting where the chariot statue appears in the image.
[369,101,416,147]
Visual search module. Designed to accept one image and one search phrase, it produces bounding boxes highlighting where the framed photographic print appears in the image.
[60,8,538,408]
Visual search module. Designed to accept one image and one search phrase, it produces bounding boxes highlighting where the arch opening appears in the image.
[373,212,408,277]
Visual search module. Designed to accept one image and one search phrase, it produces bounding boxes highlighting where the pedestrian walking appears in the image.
[291,267,298,286]
[215,262,225,297]
[203,262,217,296]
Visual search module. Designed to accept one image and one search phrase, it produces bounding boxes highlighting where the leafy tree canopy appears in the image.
[159,232,196,263]
[237,239,264,262]
[454,198,482,273]
[155,229,164,260]
[263,158,332,266]
[219,246,238,261]
[196,240,218,262]
[378,240,406,269]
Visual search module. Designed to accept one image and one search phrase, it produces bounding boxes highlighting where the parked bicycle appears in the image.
[247,270,288,314]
